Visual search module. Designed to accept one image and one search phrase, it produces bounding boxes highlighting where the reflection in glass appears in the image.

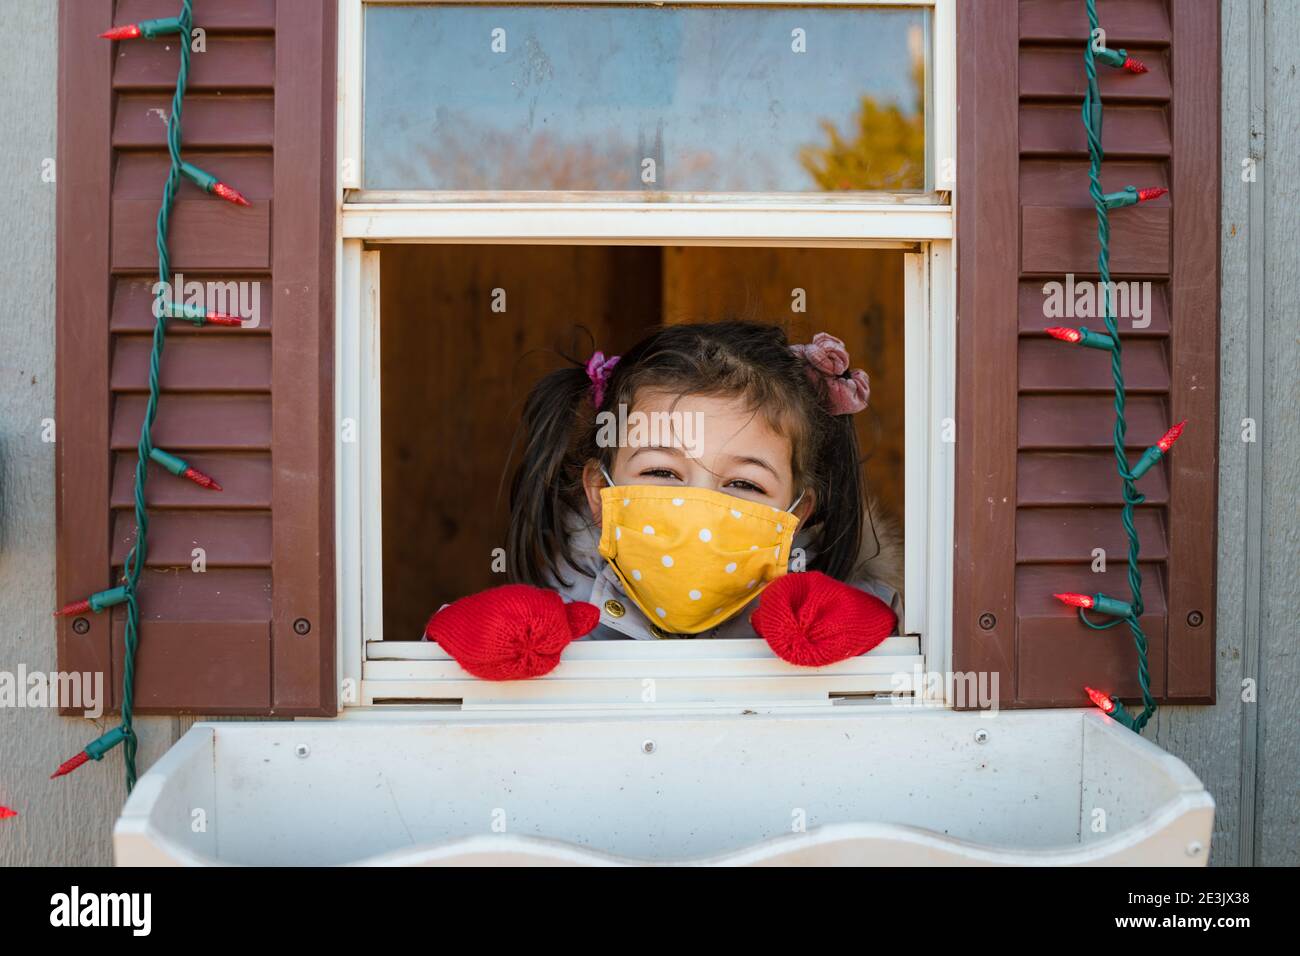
[363,4,929,193]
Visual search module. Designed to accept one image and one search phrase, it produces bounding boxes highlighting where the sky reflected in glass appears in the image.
[363,4,929,193]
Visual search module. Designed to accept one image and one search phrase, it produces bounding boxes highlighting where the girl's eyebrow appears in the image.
[724,454,779,480]
[627,445,684,462]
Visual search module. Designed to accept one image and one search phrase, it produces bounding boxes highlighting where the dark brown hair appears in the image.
[507,321,867,587]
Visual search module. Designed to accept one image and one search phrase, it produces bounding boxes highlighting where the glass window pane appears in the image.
[362,4,930,194]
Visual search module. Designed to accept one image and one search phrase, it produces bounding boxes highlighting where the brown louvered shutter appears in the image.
[953,0,1218,708]
[56,0,336,715]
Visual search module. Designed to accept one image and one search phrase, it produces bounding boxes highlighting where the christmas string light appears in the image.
[1053,591,1136,619]
[100,17,183,40]
[1093,46,1148,74]
[179,161,251,207]
[159,300,243,327]
[1103,185,1168,209]
[1045,325,1115,350]
[54,0,245,786]
[1083,686,1138,729]
[1060,0,1178,732]
[52,586,129,619]
[1129,420,1187,480]
[51,728,128,780]
[149,448,223,490]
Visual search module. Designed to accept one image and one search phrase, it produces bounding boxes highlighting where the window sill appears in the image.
[361,636,923,708]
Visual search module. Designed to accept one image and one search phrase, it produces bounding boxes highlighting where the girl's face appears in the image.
[582,390,815,526]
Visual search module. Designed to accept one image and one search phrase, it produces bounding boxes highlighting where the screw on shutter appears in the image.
[72,617,91,635]
[977,613,996,631]
[293,618,311,635]
[1187,610,1204,628]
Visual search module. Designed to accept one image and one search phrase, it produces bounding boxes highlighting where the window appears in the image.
[360,3,931,194]
[336,0,956,708]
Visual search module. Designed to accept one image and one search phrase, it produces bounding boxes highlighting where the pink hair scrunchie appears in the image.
[789,332,871,416]
[585,351,620,408]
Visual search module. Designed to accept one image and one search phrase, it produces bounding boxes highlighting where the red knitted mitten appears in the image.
[751,571,897,667]
[424,585,599,681]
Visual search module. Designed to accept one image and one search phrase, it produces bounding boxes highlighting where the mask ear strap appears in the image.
[788,489,805,513]
[600,464,616,487]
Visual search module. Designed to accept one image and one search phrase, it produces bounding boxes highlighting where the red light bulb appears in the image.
[0,806,17,820]
[1045,326,1082,344]
[212,182,251,207]
[53,598,92,618]
[1137,187,1168,203]
[1084,686,1117,714]
[1054,592,1095,609]
[182,466,223,491]
[99,24,142,40]
[1157,420,1187,453]
[204,312,244,327]
[1122,55,1148,74]
[50,751,90,779]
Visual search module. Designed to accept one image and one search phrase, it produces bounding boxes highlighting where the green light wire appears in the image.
[1081,0,1157,733]
[116,0,195,790]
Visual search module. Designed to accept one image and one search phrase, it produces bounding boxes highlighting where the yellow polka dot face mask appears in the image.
[597,470,802,635]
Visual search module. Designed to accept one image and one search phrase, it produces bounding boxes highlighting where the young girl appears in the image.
[426,321,903,680]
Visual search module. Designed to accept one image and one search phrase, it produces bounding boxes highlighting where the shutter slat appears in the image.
[112,336,272,392]
[1020,159,1169,204]
[113,37,275,91]
[111,199,271,271]
[1019,337,1168,393]
[116,567,272,620]
[111,511,272,567]
[1019,0,1171,43]
[1016,507,1168,562]
[111,275,273,333]
[1019,338,1168,392]
[115,152,274,200]
[1018,452,1170,506]
[112,452,272,509]
[1021,205,1170,274]
[1018,279,1169,335]
[113,93,274,148]
[1019,47,1171,100]
[1020,104,1171,157]
[112,394,272,450]
[116,0,278,32]
[1018,394,1168,449]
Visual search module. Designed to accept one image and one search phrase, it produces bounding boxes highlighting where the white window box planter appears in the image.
[114,706,1212,866]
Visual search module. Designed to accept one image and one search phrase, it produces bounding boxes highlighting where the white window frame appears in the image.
[335,0,956,710]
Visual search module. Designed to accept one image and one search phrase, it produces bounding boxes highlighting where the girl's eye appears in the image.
[640,468,682,481]
[725,479,766,495]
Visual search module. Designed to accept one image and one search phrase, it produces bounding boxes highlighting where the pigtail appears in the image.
[506,363,594,588]
[805,412,866,581]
